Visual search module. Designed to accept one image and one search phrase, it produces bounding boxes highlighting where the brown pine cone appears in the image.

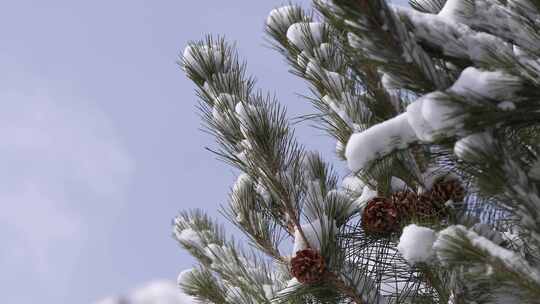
[291,248,326,284]
[431,178,465,206]
[411,194,438,218]
[362,197,400,234]
[392,191,438,220]
[391,190,418,218]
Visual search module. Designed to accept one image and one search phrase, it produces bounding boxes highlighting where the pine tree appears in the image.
[174,0,540,303]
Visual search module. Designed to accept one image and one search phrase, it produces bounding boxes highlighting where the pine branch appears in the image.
[181,36,312,246]
[441,0,540,57]
[179,267,229,304]
[409,0,446,14]
[453,131,540,247]
[174,211,280,304]
[221,173,288,262]
[435,225,540,303]
[265,5,363,156]
[318,0,452,94]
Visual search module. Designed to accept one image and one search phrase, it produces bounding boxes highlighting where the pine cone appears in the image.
[431,179,465,206]
[411,194,438,218]
[291,249,326,284]
[391,190,418,217]
[362,197,400,234]
[392,191,438,220]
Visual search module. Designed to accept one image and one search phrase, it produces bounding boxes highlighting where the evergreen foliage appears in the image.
[175,0,540,303]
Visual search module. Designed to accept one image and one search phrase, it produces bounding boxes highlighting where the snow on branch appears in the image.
[344,66,523,171]
[435,225,540,292]
[267,6,298,30]
[449,67,522,100]
[266,5,307,40]
[438,0,540,54]
[265,5,366,159]
[181,43,231,82]
[394,6,512,64]
[292,219,335,255]
[286,22,327,51]
[174,212,280,303]
[397,224,437,265]
[345,113,417,172]
[334,0,451,91]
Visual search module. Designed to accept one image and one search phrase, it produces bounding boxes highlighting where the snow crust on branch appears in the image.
[177,269,195,287]
[442,0,540,52]
[266,6,296,28]
[435,225,540,285]
[397,224,437,265]
[230,173,254,223]
[175,228,204,249]
[182,45,202,69]
[182,44,226,76]
[381,73,403,92]
[286,22,326,50]
[275,278,301,298]
[355,186,378,209]
[322,95,354,128]
[345,113,417,172]
[394,6,511,64]
[292,219,336,255]
[174,218,242,273]
[235,102,257,138]
[407,92,465,142]
[344,92,462,171]
[342,175,365,194]
[255,180,271,203]
[344,65,520,171]
[454,132,494,162]
[437,0,466,20]
[232,173,252,194]
[449,67,521,100]
[497,101,516,111]
[472,223,505,245]
[421,68,518,134]
[326,188,359,218]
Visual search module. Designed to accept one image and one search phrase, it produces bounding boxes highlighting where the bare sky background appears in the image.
[0,1,404,303]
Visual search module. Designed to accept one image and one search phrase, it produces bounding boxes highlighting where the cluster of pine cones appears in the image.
[288,178,464,284]
[362,178,465,235]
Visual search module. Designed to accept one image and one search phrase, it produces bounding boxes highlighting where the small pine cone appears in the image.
[431,179,465,206]
[362,197,400,234]
[391,191,418,217]
[411,194,437,218]
[291,249,326,284]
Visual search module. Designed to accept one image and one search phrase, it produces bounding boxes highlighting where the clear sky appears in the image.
[0,1,346,303]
